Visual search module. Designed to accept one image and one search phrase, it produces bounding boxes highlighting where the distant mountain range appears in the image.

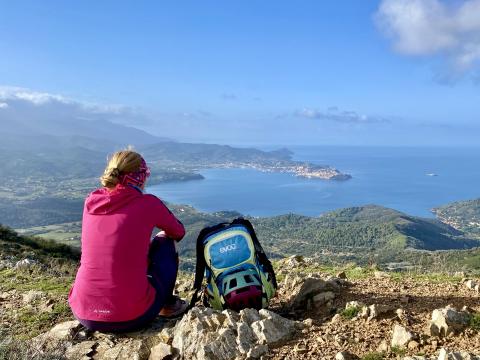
[0,98,168,147]
[0,109,349,187]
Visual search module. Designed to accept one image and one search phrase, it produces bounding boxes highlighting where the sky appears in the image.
[1,0,480,146]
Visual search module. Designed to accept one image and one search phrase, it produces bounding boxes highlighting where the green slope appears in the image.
[169,204,480,261]
[252,205,478,256]
[0,224,80,262]
[433,198,480,236]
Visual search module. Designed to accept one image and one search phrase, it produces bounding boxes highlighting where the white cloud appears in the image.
[376,0,480,74]
[0,86,152,125]
[0,86,68,105]
[0,86,130,113]
[296,107,390,124]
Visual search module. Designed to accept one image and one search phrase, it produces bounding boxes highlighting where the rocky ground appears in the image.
[1,255,480,359]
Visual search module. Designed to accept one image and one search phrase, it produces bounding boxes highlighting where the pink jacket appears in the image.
[68,185,185,322]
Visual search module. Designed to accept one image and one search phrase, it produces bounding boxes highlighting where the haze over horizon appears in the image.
[1,0,480,147]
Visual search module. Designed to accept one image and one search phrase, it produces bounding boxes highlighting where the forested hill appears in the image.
[169,204,480,261]
[0,225,79,262]
[433,198,480,237]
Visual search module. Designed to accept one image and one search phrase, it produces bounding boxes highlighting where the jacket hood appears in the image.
[85,185,142,215]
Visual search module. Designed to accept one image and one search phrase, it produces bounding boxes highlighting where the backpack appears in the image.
[190,218,277,311]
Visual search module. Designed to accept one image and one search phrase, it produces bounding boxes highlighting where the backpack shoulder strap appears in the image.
[231,218,277,288]
[189,222,229,309]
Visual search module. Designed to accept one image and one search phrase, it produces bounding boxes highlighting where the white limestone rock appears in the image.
[149,342,174,360]
[391,324,414,348]
[428,305,471,337]
[251,309,296,346]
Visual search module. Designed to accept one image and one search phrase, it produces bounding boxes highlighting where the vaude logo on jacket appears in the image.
[219,244,237,253]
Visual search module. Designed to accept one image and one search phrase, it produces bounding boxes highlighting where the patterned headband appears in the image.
[119,157,151,188]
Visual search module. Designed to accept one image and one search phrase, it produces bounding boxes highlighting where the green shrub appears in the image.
[340,305,360,319]
[469,313,480,330]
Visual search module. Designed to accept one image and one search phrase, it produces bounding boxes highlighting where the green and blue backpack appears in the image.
[190,218,277,311]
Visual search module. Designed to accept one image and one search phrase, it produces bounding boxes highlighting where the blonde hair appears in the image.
[100,148,143,188]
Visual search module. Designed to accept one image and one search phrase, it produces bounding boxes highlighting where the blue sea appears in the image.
[148,146,480,218]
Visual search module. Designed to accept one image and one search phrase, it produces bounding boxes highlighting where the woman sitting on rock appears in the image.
[69,149,187,332]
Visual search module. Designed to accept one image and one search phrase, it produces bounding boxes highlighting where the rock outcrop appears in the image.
[428,305,471,337]
[31,306,298,360]
[172,307,296,359]
[463,279,480,293]
[280,274,344,310]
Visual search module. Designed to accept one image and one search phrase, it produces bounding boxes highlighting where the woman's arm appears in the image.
[147,195,186,241]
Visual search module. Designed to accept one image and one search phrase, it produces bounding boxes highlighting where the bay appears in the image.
[148,146,480,217]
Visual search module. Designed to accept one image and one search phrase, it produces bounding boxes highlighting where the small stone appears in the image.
[438,348,448,360]
[76,330,89,341]
[303,318,313,328]
[376,340,389,352]
[331,314,342,323]
[294,343,308,354]
[407,340,419,350]
[284,255,306,267]
[287,276,330,309]
[464,279,478,290]
[48,320,82,341]
[22,290,44,304]
[367,304,393,321]
[391,324,413,348]
[149,342,173,360]
[336,271,347,279]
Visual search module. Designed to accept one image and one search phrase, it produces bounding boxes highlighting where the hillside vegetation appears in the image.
[12,203,480,271]
[154,204,480,271]
[433,198,480,236]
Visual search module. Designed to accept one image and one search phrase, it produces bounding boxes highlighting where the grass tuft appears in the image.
[469,313,480,331]
[361,352,384,360]
[391,346,406,356]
